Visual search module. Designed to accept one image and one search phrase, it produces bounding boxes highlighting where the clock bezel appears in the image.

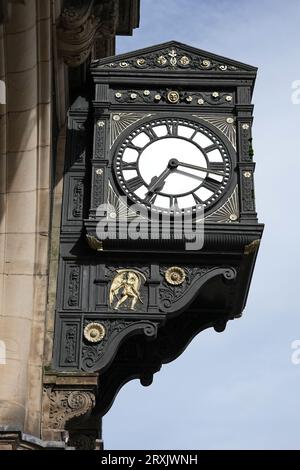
[111,113,237,217]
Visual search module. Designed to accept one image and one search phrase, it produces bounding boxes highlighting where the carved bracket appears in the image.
[82,320,158,372]
[159,266,237,314]
[42,373,98,445]
[57,0,119,67]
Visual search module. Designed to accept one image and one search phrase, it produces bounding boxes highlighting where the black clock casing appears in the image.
[52,41,264,421]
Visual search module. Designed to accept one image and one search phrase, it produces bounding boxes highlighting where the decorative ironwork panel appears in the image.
[59,320,81,368]
[64,263,82,310]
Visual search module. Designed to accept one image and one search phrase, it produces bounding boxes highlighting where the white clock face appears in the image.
[114,117,232,214]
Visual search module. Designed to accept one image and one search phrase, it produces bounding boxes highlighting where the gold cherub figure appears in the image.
[109,269,146,311]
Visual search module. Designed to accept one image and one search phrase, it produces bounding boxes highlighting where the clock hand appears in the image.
[175,168,205,182]
[147,165,174,193]
[176,161,224,177]
[147,175,166,193]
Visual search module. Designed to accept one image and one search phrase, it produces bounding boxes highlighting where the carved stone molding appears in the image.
[68,432,102,450]
[42,373,98,443]
[57,0,119,67]
[0,427,73,450]
[48,390,95,430]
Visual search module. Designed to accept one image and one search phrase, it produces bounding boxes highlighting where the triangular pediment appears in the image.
[91,40,257,73]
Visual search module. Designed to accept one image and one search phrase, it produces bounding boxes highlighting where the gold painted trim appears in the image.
[244,239,260,255]
[86,235,103,251]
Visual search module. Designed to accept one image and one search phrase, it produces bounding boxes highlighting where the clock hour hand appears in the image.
[176,161,224,177]
[147,166,173,194]
[147,175,166,193]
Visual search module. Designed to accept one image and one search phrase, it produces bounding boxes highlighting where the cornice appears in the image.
[57,0,139,67]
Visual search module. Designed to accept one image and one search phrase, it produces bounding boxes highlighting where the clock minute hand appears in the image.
[176,161,224,177]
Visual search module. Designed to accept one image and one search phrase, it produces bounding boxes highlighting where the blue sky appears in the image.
[103,0,300,449]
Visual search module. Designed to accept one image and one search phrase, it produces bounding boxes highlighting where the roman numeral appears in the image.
[121,161,138,171]
[166,121,178,136]
[126,175,145,192]
[190,129,198,140]
[127,142,143,151]
[202,177,220,193]
[169,196,179,210]
[192,193,204,205]
[208,162,225,173]
[143,127,157,140]
[204,143,219,153]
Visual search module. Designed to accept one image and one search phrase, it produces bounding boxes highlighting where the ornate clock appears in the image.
[49,41,264,448]
[113,116,234,215]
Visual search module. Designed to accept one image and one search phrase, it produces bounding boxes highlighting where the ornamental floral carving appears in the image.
[93,47,243,72]
[58,0,118,67]
[67,265,80,307]
[81,317,158,372]
[64,325,77,363]
[159,266,210,309]
[241,172,256,212]
[81,319,136,369]
[112,88,233,106]
[165,267,186,285]
[84,322,106,343]
[72,179,84,218]
[46,389,96,430]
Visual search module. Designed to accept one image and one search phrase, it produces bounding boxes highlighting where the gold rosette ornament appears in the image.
[84,322,106,343]
[165,267,186,285]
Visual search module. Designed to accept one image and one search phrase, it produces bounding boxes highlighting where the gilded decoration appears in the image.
[244,239,261,255]
[167,90,180,104]
[84,323,106,343]
[165,267,186,286]
[109,269,146,311]
[92,44,248,72]
[86,234,104,251]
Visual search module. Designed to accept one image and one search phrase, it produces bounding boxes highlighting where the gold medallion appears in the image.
[84,323,106,343]
[165,267,186,285]
[167,90,180,104]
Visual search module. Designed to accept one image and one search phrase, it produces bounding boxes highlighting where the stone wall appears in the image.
[0,0,140,448]
[0,0,56,438]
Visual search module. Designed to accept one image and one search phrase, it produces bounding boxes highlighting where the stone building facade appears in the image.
[0,0,139,450]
